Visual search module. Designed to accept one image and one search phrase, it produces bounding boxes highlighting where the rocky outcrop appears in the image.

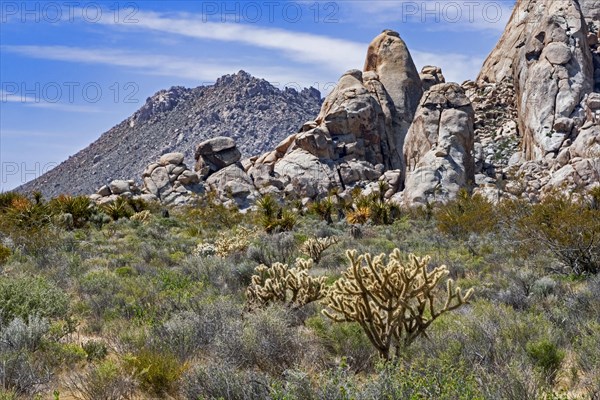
[478,0,595,160]
[402,83,475,205]
[141,153,202,205]
[194,136,242,178]
[90,179,146,205]
[239,30,423,202]
[364,30,424,140]
[420,66,446,91]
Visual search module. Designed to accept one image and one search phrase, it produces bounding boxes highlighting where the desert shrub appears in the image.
[0,276,69,322]
[82,340,108,362]
[219,306,305,375]
[514,192,600,275]
[531,276,558,297]
[323,249,472,360]
[574,322,600,396]
[151,298,240,361]
[67,359,138,400]
[79,270,123,320]
[409,301,559,399]
[124,348,186,396]
[0,389,17,400]
[0,316,52,393]
[360,359,484,400]
[435,189,497,242]
[306,315,376,373]
[0,244,11,265]
[246,232,299,266]
[181,362,270,400]
[526,339,565,382]
[43,342,87,367]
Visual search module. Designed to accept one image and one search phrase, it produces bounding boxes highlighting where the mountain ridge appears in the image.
[16,70,322,198]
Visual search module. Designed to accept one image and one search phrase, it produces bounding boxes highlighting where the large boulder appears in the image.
[205,164,259,208]
[402,83,476,205]
[195,136,242,177]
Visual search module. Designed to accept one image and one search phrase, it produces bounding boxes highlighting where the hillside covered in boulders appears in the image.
[17,71,322,198]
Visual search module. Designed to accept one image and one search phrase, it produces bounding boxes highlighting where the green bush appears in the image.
[514,192,600,275]
[82,340,108,362]
[124,349,186,396]
[361,360,484,400]
[67,359,138,400]
[0,244,11,264]
[0,276,69,321]
[526,339,565,381]
[435,189,497,241]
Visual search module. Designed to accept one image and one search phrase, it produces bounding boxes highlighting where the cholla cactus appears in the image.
[214,226,253,257]
[300,236,339,264]
[130,210,152,223]
[246,258,328,310]
[322,249,473,360]
[193,242,217,257]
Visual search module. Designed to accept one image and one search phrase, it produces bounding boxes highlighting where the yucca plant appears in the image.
[347,207,371,225]
[48,195,93,228]
[102,197,134,221]
[310,196,335,224]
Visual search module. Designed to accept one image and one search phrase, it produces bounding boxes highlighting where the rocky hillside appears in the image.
[17,71,322,197]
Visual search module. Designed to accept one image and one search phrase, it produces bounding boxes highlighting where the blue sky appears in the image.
[0,0,515,191]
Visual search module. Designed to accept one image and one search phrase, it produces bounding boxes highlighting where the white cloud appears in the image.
[96,10,484,82]
[412,51,484,83]
[100,10,367,74]
[1,45,335,92]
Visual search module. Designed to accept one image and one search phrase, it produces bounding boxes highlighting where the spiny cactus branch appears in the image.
[322,248,473,360]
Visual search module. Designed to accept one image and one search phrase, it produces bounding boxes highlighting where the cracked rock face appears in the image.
[478,0,595,160]
[402,83,475,205]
